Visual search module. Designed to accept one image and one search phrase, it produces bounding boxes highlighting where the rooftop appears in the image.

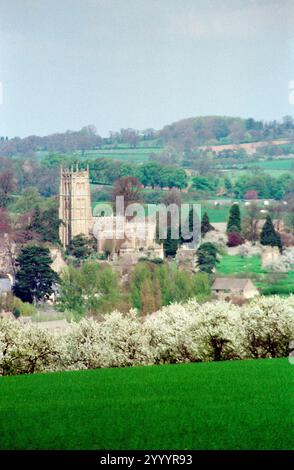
[212,277,252,291]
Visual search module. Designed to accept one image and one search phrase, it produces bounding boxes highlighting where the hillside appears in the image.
[1,115,294,157]
[199,139,291,155]
[0,359,293,450]
[159,116,294,150]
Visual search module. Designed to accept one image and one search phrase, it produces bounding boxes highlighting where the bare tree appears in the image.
[161,189,182,207]
[0,170,15,207]
[111,177,142,216]
[242,203,260,243]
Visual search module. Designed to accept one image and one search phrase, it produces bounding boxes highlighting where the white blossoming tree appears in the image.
[1,296,294,375]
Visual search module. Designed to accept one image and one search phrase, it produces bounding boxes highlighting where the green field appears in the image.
[221,158,294,180]
[36,145,163,164]
[217,254,266,275]
[0,359,293,450]
[259,271,294,295]
[91,200,235,222]
[85,147,161,163]
[247,158,294,171]
[50,146,161,162]
[217,254,294,295]
[201,204,231,223]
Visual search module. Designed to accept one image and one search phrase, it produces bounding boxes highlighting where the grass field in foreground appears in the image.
[0,359,293,450]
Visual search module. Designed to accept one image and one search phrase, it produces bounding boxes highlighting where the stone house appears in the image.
[212,277,259,299]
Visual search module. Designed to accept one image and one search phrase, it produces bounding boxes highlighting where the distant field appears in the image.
[202,205,231,223]
[37,146,163,164]
[0,359,293,450]
[217,254,265,275]
[220,158,294,180]
[258,271,294,295]
[199,138,291,154]
[91,198,234,222]
[85,147,162,163]
[91,199,231,222]
[100,141,161,149]
[198,200,243,222]
[247,158,294,171]
[217,254,294,295]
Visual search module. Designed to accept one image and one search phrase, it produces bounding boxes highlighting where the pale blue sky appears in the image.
[0,0,293,137]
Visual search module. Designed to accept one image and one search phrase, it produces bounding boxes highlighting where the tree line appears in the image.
[159,115,294,150]
[191,172,294,200]
[2,115,294,158]
[90,160,188,189]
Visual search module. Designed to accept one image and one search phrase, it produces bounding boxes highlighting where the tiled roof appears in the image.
[212,277,251,291]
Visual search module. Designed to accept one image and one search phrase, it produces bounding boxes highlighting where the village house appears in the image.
[212,277,259,299]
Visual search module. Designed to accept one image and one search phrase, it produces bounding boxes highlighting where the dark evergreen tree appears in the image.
[227,204,241,233]
[29,205,61,244]
[196,242,219,273]
[260,214,282,252]
[30,206,43,233]
[66,234,92,260]
[201,212,214,236]
[41,206,62,243]
[13,245,59,303]
[163,227,179,257]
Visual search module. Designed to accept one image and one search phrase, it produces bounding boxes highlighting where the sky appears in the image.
[0,0,294,137]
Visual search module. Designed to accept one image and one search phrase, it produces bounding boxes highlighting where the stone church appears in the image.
[59,165,163,262]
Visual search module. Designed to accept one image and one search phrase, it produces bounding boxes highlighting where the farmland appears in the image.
[217,254,294,295]
[0,359,293,450]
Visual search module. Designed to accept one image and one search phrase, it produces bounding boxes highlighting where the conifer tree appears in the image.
[30,206,42,233]
[13,245,58,303]
[163,227,179,257]
[260,214,282,252]
[66,234,92,260]
[227,204,241,233]
[196,242,219,273]
[201,212,214,236]
[29,205,61,244]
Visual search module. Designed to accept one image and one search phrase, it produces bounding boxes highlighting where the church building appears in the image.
[59,165,164,262]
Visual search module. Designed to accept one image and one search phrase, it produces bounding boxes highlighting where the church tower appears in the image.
[59,164,93,247]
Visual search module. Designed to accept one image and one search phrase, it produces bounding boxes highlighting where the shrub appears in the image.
[0,320,63,375]
[227,231,245,247]
[64,311,151,369]
[1,296,294,375]
[12,297,37,317]
[0,294,37,318]
[242,296,294,358]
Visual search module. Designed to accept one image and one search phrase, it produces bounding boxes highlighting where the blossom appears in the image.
[1,296,293,375]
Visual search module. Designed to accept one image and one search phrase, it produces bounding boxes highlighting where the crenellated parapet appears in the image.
[59,164,92,247]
